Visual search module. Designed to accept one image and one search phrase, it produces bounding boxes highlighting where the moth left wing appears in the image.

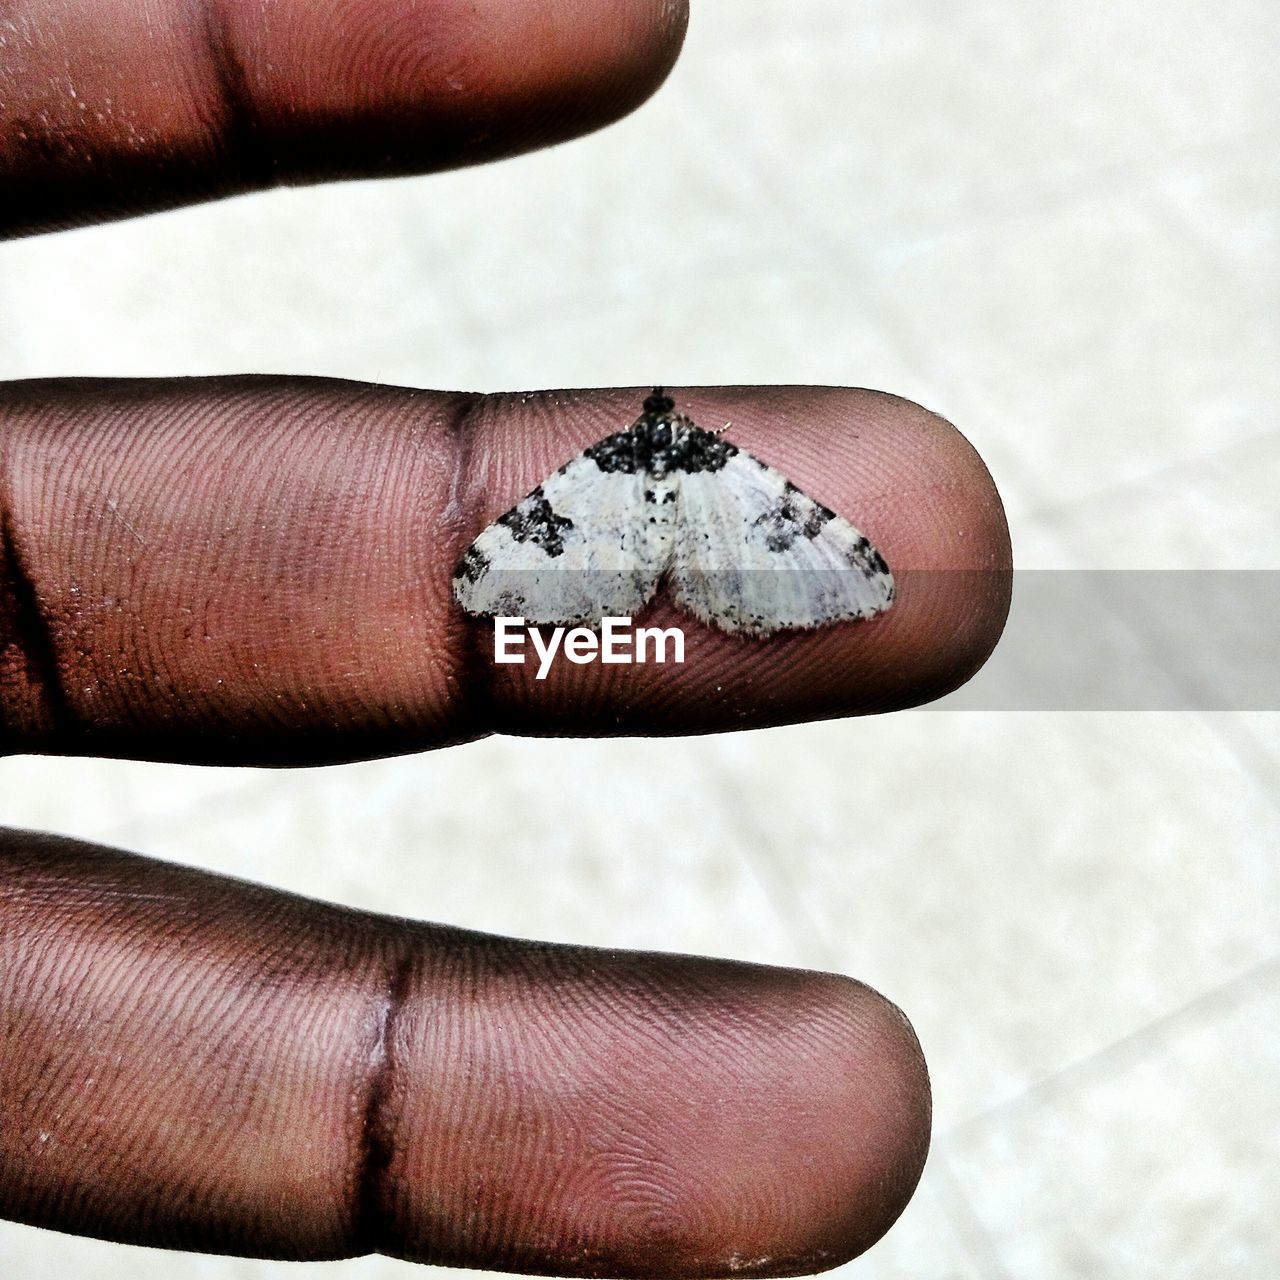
[670,449,894,636]
[453,452,677,625]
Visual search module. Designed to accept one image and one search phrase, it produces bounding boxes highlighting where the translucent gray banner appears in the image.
[463,569,1277,710]
[934,571,1278,711]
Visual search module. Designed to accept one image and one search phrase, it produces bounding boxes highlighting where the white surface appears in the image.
[2,0,1278,1277]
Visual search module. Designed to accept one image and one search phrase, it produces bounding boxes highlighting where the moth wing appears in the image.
[671,450,894,636]
[453,452,676,625]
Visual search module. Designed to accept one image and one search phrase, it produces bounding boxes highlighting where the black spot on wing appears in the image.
[662,423,738,475]
[496,486,575,557]
[846,533,891,579]
[752,482,836,552]
[585,429,642,474]
[454,545,490,583]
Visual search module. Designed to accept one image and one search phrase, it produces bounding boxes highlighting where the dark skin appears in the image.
[0,1,1012,1274]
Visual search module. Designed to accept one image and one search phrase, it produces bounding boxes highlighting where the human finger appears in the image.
[0,828,931,1274]
[0,0,688,236]
[0,379,1011,763]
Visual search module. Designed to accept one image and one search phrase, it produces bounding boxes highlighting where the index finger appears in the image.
[0,0,687,236]
[0,380,1011,764]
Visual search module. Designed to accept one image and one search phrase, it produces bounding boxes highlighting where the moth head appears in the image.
[643,387,676,416]
[636,387,687,457]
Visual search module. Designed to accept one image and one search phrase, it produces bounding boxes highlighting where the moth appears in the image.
[452,389,894,636]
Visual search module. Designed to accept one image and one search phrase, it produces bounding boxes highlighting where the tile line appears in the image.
[942,949,1280,1141]
[928,1149,1016,1280]
[700,755,842,971]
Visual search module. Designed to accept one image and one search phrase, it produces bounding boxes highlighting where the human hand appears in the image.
[0,1,1011,1275]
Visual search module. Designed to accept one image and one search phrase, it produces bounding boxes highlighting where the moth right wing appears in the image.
[670,448,895,636]
[453,449,677,626]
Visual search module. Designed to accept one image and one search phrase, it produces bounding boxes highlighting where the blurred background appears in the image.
[1,0,1277,1277]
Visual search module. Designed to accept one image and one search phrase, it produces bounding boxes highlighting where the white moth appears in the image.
[453,389,894,637]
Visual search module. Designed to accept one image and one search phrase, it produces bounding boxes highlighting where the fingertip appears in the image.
[386,946,930,1276]
[681,966,932,1272]
[813,976,933,1264]
[228,0,691,172]
[849,389,1013,706]
[475,386,1013,732]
